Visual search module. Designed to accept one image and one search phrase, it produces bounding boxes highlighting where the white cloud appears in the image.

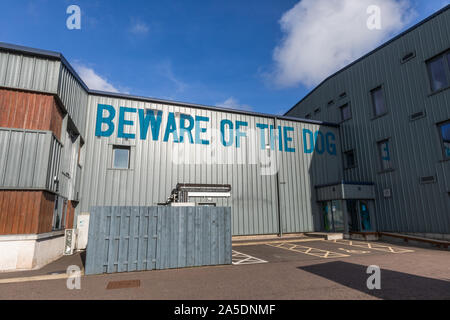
[130,20,149,35]
[272,0,416,88]
[216,97,253,111]
[73,63,120,93]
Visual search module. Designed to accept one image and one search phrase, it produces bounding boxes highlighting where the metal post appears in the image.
[274,117,283,238]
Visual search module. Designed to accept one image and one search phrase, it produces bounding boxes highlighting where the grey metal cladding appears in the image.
[0,51,60,93]
[277,120,342,233]
[57,65,89,137]
[80,95,278,235]
[0,50,88,138]
[47,134,62,192]
[286,7,450,234]
[79,95,340,235]
[0,128,60,192]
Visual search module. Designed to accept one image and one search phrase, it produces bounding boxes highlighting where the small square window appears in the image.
[377,139,393,171]
[371,86,387,117]
[340,104,351,121]
[438,121,450,159]
[427,54,449,92]
[113,145,130,169]
[344,150,356,169]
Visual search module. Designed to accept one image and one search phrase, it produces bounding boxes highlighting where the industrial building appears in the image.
[285,5,450,238]
[0,5,449,271]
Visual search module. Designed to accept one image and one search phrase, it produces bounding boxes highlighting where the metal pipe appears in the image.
[274,116,283,238]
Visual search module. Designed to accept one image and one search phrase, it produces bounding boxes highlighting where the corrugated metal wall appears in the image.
[277,120,342,233]
[286,8,450,234]
[0,50,89,139]
[57,65,89,137]
[85,206,232,275]
[0,128,61,193]
[78,95,341,235]
[0,51,60,94]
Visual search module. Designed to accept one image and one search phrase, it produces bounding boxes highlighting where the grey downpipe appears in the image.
[274,116,283,238]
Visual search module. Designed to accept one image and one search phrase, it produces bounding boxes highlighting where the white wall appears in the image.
[0,232,64,271]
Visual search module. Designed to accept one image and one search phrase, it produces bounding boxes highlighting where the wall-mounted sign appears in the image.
[94,104,338,155]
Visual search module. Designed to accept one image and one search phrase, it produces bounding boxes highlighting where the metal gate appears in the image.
[85,206,232,275]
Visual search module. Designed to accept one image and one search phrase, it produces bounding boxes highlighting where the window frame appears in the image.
[370,85,388,118]
[426,49,450,94]
[438,120,450,161]
[377,138,394,172]
[112,145,131,169]
[343,149,356,169]
[339,103,352,122]
[52,196,68,231]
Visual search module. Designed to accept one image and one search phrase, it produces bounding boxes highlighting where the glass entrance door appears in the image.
[359,201,372,231]
[345,199,372,232]
[331,200,344,232]
[321,201,344,232]
[322,202,333,232]
[346,200,359,232]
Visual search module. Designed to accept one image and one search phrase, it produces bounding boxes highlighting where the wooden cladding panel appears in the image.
[38,191,56,234]
[0,190,55,235]
[65,200,76,229]
[0,89,63,139]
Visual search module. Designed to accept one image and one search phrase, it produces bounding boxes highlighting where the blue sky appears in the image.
[0,0,448,115]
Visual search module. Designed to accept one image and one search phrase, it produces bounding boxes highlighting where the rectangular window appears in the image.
[378,139,393,171]
[439,121,450,159]
[344,150,356,169]
[52,196,67,230]
[427,52,450,92]
[305,113,311,119]
[340,104,351,121]
[314,108,321,114]
[371,86,387,117]
[113,145,130,169]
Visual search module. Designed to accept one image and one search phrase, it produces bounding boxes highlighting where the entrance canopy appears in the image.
[315,181,375,201]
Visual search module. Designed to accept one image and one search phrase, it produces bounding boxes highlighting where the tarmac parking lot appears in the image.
[0,238,449,300]
[231,238,415,264]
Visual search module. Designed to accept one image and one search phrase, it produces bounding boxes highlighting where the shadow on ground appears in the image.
[298,261,450,300]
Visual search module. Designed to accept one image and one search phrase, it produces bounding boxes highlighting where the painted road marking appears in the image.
[331,239,414,253]
[267,242,350,259]
[338,248,371,254]
[232,238,324,247]
[232,250,268,265]
[0,271,84,284]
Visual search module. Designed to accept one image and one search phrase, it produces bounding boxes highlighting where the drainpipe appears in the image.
[274,116,283,238]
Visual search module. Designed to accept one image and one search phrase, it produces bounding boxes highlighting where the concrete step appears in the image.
[379,232,449,249]
[304,232,343,240]
[232,233,309,245]
[348,231,379,241]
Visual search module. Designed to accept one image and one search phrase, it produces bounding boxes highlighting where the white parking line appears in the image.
[232,250,268,265]
[330,239,414,253]
[267,242,350,258]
